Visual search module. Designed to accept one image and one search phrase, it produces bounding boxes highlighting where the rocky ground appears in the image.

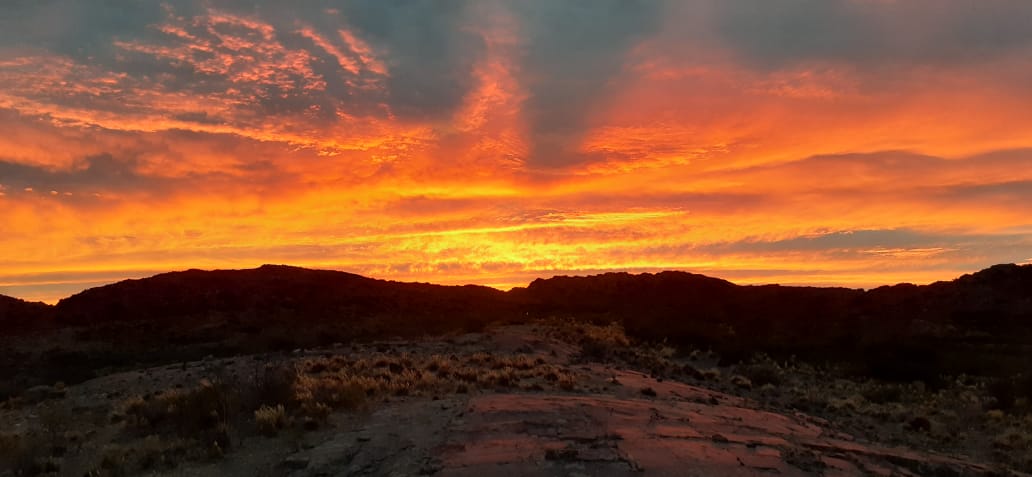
[1,320,1030,476]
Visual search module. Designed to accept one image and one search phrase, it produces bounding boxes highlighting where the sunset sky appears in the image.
[2,1,1032,303]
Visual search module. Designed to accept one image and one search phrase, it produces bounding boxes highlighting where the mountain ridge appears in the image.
[4,263,1030,324]
[1,263,1030,397]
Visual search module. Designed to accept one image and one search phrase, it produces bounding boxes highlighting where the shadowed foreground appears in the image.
[2,265,1031,475]
[3,322,1029,476]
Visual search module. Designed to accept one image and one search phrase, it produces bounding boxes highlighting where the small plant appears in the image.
[986,377,1019,410]
[738,362,782,387]
[119,378,235,463]
[254,405,287,437]
[907,416,932,433]
[251,363,298,409]
[730,375,752,389]
[993,429,1030,450]
[293,373,368,411]
[681,364,705,380]
[861,383,904,404]
[0,432,58,476]
[136,435,188,471]
[544,445,579,461]
[557,373,577,391]
[578,322,631,361]
[300,401,332,424]
[986,409,1005,420]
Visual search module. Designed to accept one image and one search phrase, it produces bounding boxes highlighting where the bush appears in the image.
[738,363,782,387]
[251,363,297,409]
[578,323,631,361]
[122,379,234,451]
[254,405,287,437]
[988,378,1018,411]
[293,374,368,411]
[558,373,577,391]
[861,345,945,389]
[861,383,904,404]
[0,432,57,476]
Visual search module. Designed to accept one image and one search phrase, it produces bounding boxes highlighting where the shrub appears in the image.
[988,378,1018,411]
[862,345,945,389]
[701,368,721,381]
[293,374,368,411]
[906,416,931,432]
[300,401,332,424]
[738,363,782,387]
[121,379,234,451]
[251,363,298,409]
[681,364,705,380]
[136,435,188,471]
[578,323,631,361]
[0,432,56,476]
[993,429,1029,450]
[730,375,752,389]
[862,383,904,404]
[558,373,577,391]
[254,405,287,437]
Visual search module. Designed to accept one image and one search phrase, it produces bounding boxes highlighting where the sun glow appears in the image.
[2,1,1032,302]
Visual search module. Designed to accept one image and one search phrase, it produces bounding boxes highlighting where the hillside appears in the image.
[15,264,1030,347]
[55,264,516,330]
[0,295,53,332]
[2,265,1032,475]
[0,264,1029,382]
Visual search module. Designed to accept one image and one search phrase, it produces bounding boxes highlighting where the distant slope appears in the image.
[515,270,864,347]
[518,265,1032,337]
[55,264,516,331]
[0,294,53,332]
[518,264,1032,379]
[1,263,1030,385]
[23,263,1032,345]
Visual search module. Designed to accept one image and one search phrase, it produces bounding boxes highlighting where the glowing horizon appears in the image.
[3,1,1032,303]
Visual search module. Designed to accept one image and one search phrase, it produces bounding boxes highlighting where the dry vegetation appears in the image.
[2,318,1031,475]
[0,324,593,476]
[534,317,1032,473]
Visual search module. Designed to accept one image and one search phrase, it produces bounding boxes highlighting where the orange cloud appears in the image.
[2,1,1032,303]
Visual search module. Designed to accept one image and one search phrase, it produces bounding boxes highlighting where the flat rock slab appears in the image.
[436,391,1019,477]
[283,378,1023,477]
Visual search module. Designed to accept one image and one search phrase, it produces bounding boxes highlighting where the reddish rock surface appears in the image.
[433,387,1009,476]
[284,368,1022,477]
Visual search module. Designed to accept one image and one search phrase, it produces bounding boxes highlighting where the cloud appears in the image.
[1,0,1032,301]
[321,0,484,121]
[712,0,1032,68]
[511,0,664,168]
[0,154,150,195]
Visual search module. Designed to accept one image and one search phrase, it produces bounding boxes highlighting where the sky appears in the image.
[2,0,1032,303]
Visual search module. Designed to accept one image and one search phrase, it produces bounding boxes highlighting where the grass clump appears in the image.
[254,404,287,437]
[579,323,631,361]
[0,432,59,476]
[120,378,233,463]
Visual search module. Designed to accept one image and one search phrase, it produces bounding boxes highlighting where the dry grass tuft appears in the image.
[254,404,287,436]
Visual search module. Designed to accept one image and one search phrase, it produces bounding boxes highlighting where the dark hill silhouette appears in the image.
[0,294,53,332]
[56,264,515,327]
[519,265,1032,339]
[0,264,1025,347]
[2,263,1030,387]
[514,271,864,345]
[518,265,1032,382]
